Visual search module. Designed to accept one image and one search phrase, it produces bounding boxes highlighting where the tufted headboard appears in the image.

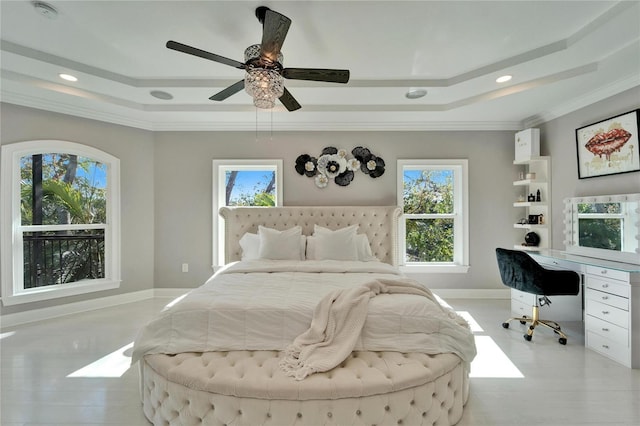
[219,206,402,266]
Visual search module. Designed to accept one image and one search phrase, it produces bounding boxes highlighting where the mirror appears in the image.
[564,193,640,264]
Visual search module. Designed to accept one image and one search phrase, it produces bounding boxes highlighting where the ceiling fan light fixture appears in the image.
[245,69,284,109]
[244,44,285,109]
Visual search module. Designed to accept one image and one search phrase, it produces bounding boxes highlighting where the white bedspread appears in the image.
[132,260,476,365]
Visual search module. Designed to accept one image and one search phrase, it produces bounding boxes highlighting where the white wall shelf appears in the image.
[512,156,551,250]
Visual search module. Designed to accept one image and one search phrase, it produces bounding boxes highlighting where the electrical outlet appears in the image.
[181,263,189,273]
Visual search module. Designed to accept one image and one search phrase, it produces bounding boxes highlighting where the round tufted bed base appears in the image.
[141,350,469,426]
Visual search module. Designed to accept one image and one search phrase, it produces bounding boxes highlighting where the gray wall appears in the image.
[0,104,156,316]
[539,87,640,249]
[154,130,517,290]
[2,86,637,316]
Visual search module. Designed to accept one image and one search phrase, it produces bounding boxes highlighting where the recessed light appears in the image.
[59,73,78,82]
[405,88,427,99]
[33,1,58,19]
[150,90,174,100]
[496,75,512,83]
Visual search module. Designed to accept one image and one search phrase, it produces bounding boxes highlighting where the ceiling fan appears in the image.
[166,6,350,111]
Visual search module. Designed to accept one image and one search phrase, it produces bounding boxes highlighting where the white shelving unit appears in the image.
[513,156,551,251]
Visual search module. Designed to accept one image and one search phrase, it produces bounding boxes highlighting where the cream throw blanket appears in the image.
[280,278,472,380]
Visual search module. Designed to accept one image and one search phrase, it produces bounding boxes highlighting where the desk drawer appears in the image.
[585,299,629,328]
[586,331,629,366]
[585,314,628,346]
[585,276,629,298]
[585,287,628,310]
[511,289,535,305]
[532,256,578,271]
[585,265,628,283]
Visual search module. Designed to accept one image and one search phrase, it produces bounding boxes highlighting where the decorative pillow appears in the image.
[239,232,260,260]
[306,234,377,261]
[312,225,359,261]
[241,231,306,260]
[355,234,378,261]
[258,226,304,260]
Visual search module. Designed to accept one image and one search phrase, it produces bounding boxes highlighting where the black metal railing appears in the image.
[22,230,105,289]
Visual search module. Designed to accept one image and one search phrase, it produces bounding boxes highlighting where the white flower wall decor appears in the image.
[295,146,385,188]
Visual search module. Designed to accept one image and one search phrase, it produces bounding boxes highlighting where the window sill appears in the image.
[400,264,470,274]
[1,279,121,306]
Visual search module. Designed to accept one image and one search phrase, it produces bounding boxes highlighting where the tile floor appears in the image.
[1,297,639,425]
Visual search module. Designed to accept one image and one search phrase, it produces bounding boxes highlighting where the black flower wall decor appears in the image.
[295,146,385,188]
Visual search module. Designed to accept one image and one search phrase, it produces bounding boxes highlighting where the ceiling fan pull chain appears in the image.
[255,107,258,143]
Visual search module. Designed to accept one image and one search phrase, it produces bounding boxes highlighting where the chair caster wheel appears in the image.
[524,334,532,341]
[559,338,567,345]
[519,320,526,325]
[502,322,509,329]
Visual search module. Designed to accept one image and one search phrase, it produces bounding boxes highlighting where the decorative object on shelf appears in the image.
[536,189,541,202]
[528,193,536,202]
[523,231,540,246]
[525,172,536,180]
[295,146,385,188]
[576,109,640,179]
[518,217,528,225]
[528,215,539,225]
[515,128,540,162]
[517,195,525,202]
[538,214,544,224]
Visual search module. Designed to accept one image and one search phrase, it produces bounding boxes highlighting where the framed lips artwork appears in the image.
[575,109,640,179]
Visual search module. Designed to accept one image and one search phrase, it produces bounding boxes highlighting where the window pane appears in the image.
[578,202,621,214]
[578,219,622,251]
[22,229,105,288]
[224,170,276,206]
[20,154,107,226]
[405,218,454,262]
[403,169,453,214]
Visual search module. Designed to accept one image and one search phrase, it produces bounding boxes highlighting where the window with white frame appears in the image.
[212,160,283,266]
[1,140,121,305]
[397,159,469,272]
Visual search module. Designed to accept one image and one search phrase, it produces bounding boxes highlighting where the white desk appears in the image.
[529,249,640,368]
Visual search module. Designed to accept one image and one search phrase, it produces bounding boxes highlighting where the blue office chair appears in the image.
[495,248,580,345]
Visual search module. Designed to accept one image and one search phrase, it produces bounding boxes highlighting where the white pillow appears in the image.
[306,234,377,261]
[258,226,303,260]
[355,234,377,261]
[240,231,306,260]
[312,225,359,261]
[239,232,260,260]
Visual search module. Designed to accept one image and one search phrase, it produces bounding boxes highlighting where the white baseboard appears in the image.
[430,288,510,299]
[0,287,506,329]
[0,288,190,329]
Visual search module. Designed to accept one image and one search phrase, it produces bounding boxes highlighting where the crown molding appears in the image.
[523,74,640,128]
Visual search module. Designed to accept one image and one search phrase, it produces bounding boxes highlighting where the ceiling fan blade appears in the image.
[282,68,350,84]
[166,41,245,69]
[260,9,291,63]
[279,87,301,111]
[209,80,245,101]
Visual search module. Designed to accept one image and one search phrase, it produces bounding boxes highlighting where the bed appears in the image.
[134,206,476,426]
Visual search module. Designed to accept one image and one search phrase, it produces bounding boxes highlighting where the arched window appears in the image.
[1,141,121,305]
